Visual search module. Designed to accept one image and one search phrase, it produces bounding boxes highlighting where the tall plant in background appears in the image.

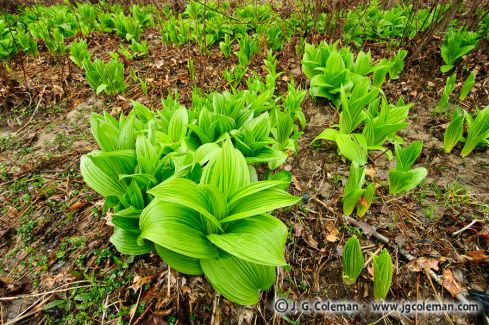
[440,26,478,73]
[82,57,126,95]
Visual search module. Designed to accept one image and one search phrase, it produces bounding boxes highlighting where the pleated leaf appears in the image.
[336,133,368,165]
[444,109,464,153]
[394,141,423,172]
[207,214,287,266]
[461,106,489,157]
[356,183,375,218]
[168,107,189,142]
[110,226,153,255]
[223,188,300,223]
[80,155,127,197]
[227,180,290,208]
[148,178,222,231]
[389,167,427,194]
[155,244,203,275]
[200,253,276,305]
[373,249,393,300]
[459,72,475,101]
[139,200,219,259]
[201,140,250,196]
[342,235,364,285]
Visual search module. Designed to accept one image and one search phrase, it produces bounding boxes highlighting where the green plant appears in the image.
[388,141,427,194]
[342,235,365,285]
[223,65,247,89]
[437,73,456,113]
[373,248,393,300]
[443,106,489,157]
[444,108,465,153]
[140,78,148,95]
[69,39,91,67]
[461,105,489,157]
[302,41,407,105]
[219,33,232,58]
[129,39,149,57]
[283,80,307,130]
[363,97,411,151]
[138,140,300,304]
[313,84,410,164]
[187,57,195,81]
[0,20,17,59]
[263,50,282,87]
[44,28,67,55]
[343,162,374,217]
[440,27,478,73]
[15,23,38,56]
[82,122,300,305]
[235,35,259,66]
[113,13,141,41]
[459,71,476,101]
[307,48,353,104]
[82,57,126,95]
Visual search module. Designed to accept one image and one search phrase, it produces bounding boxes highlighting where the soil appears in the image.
[0,11,488,325]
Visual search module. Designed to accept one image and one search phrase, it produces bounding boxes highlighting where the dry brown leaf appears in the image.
[324,221,339,242]
[304,234,318,249]
[291,174,303,191]
[365,166,376,179]
[129,275,153,292]
[466,250,489,262]
[293,222,303,237]
[442,269,462,297]
[69,201,86,211]
[405,256,445,272]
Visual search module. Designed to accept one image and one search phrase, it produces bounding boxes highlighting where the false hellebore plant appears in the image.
[80,102,301,305]
[342,235,364,285]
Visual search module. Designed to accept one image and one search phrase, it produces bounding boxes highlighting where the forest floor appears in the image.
[0,21,488,325]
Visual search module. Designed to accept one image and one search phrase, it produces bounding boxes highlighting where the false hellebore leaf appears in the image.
[343,162,374,216]
[444,108,465,153]
[373,249,393,300]
[342,235,365,285]
[388,141,427,194]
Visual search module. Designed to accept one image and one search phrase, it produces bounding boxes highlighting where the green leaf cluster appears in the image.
[444,105,489,157]
[80,85,305,304]
[343,162,375,217]
[343,1,443,46]
[437,73,457,113]
[440,26,479,73]
[82,57,126,96]
[314,92,411,166]
[388,141,427,194]
[301,41,407,104]
[69,39,91,67]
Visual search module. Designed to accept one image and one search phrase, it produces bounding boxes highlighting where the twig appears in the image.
[0,282,91,301]
[452,219,483,235]
[129,287,142,324]
[14,86,46,135]
[210,292,220,325]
